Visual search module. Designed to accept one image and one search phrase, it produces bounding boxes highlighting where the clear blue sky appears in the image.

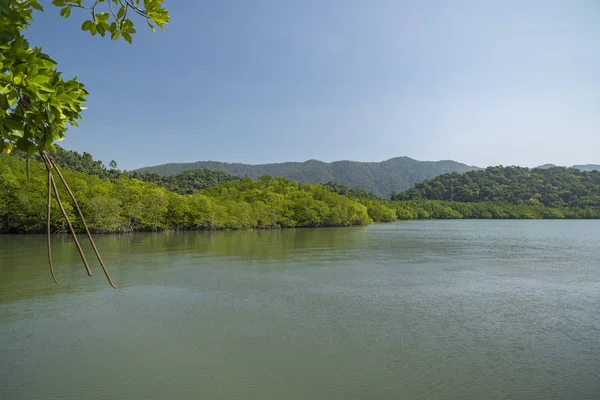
[27,0,600,170]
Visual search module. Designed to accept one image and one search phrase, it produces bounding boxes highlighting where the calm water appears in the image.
[1,221,600,399]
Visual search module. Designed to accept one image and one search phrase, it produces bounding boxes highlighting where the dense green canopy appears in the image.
[393,166,600,208]
[4,153,600,235]
[0,154,382,233]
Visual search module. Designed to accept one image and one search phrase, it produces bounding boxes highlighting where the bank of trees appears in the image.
[0,155,380,233]
[390,199,600,220]
[37,146,241,194]
[393,166,600,208]
[4,155,600,235]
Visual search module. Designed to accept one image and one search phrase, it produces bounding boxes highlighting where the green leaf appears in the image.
[96,12,110,22]
[6,91,17,107]
[60,7,71,18]
[47,108,56,123]
[31,1,44,11]
[147,21,156,32]
[26,145,36,158]
[82,20,93,31]
[36,83,55,93]
[52,0,66,6]
[97,23,106,37]
[30,75,50,85]
[122,32,132,44]
[11,128,24,138]
[117,5,126,19]
[111,30,120,40]
[37,92,50,101]
[0,94,8,110]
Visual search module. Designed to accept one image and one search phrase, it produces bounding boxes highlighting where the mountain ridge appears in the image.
[135,156,481,198]
[535,163,600,171]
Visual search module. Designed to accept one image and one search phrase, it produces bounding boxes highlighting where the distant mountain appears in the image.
[572,164,600,172]
[38,146,240,194]
[535,164,600,172]
[536,163,558,169]
[136,157,479,198]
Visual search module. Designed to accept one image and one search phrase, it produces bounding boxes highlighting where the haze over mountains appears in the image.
[136,157,479,198]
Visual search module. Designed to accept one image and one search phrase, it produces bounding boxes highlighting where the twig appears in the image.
[125,1,149,18]
[45,153,117,288]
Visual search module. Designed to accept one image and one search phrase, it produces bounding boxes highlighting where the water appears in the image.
[1,221,599,399]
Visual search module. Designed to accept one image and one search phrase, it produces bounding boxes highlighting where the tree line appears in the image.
[393,166,600,208]
[0,154,384,233]
[3,154,600,235]
[24,146,241,194]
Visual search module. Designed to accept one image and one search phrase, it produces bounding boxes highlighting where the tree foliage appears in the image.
[1,0,169,285]
[393,166,600,208]
[0,154,381,233]
[35,145,241,193]
[4,154,600,236]
[1,0,168,156]
[135,157,478,198]
[323,181,379,200]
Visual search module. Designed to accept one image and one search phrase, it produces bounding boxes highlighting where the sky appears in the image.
[26,0,600,170]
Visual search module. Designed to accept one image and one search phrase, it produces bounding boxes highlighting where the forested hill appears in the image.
[135,157,479,198]
[394,166,600,208]
[36,146,240,194]
[571,165,600,172]
[1,154,386,233]
[536,163,600,171]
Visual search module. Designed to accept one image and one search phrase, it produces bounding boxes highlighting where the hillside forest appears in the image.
[2,150,600,234]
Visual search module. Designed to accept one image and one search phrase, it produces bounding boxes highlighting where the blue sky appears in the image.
[27,0,600,170]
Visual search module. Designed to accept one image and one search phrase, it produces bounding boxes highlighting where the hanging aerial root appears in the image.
[46,163,58,285]
[41,153,93,277]
[43,152,117,288]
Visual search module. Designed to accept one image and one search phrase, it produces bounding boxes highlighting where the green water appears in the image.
[1,221,599,399]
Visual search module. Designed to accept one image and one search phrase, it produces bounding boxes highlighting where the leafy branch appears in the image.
[52,0,169,42]
[0,0,169,286]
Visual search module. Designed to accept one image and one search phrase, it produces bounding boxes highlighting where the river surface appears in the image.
[1,221,599,399]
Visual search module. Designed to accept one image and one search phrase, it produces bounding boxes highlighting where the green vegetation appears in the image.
[2,1,170,285]
[135,157,478,198]
[1,0,168,156]
[390,166,600,219]
[393,166,600,208]
[4,154,600,236]
[323,181,380,200]
[42,145,240,194]
[0,154,382,233]
[129,169,240,195]
[389,200,600,220]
